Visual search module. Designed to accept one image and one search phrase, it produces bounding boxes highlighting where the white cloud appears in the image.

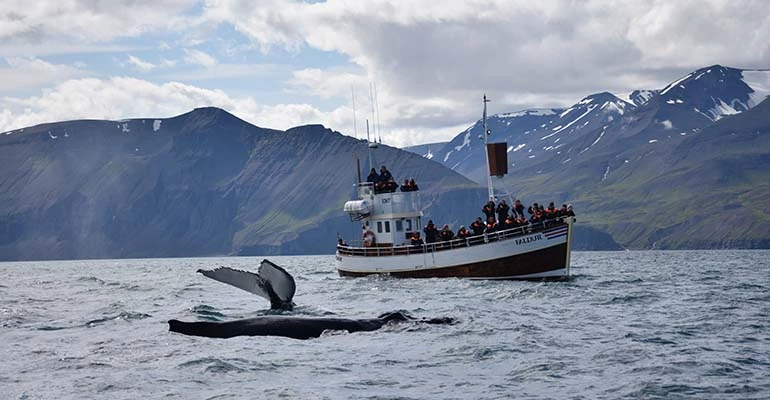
[0,57,86,91]
[0,1,194,43]
[184,49,218,67]
[127,55,155,72]
[0,77,334,134]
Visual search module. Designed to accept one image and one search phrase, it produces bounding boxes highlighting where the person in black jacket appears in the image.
[512,199,525,219]
[423,220,439,243]
[366,168,379,184]
[439,225,454,241]
[470,217,485,236]
[482,200,496,221]
[496,200,510,223]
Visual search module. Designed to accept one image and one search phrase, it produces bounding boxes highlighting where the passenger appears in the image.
[366,168,379,184]
[559,204,568,217]
[546,201,557,219]
[484,216,498,234]
[362,225,376,247]
[516,216,528,227]
[566,204,575,217]
[439,225,454,241]
[337,237,347,247]
[379,165,393,183]
[410,232,424,246]
[527,202,539,216]
[423,219,439,243]
[470,217,485,236]
[503,215,516,230]
[456,225,471,239]
[407,178,419,191]
[512,199,525,219]
[496,200,510,223]
[400,179,410,192]
[385,177,398,193]
[482,200,496,221]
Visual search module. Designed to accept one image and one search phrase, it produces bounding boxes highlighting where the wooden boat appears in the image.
[335,96,575,279]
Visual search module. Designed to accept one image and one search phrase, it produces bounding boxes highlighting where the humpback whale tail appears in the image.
[197,259,296,310]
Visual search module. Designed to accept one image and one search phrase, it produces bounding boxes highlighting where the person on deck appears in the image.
[423,220,439,243]
[385,177,398,193]
[400,179,411,192]
[513,199,525,219]
[366,168,379,184]
[484,216,498,234]
[482,200,496,221]
[410,232,424,246]
[566,204,575,217]
[379,166,393,183]
[470,217,485,236]
[439,225,454,241]
[407,178,419,191]
[496,200,510,223]
[456,225,471,239]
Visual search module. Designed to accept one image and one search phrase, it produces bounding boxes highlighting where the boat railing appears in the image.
[337,218,570,257]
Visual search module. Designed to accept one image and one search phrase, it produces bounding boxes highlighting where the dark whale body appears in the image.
[168,312,454,340]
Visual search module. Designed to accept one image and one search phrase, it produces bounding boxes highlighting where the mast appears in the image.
[482,94,495,201]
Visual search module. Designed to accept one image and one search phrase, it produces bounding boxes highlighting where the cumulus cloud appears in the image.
[127,55,155,72]
[0,77,339,134]
[0,57,86,91]
[199,0,770,144]
[0,0,194,44]
[183,49,218,67]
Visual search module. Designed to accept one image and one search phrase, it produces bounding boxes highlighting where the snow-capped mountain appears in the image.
[434,65,770,184]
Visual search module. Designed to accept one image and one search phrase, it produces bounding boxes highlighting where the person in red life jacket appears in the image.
[496,200,510,223]
[407,178,419,191]
[529,208,542,224]
[470,217,485,236]
[385,177,398,193]
[482,200,496,221]
[527,202,539,217]
[362,225,376,247]
[545,201,557,219]
[410,232,424,246]
[456,225,471,239]
[423,220,439,243]
[484,216,498,233]
[400,179,410,192]
[439,225,454,241]
[516,216,528,227]
[512,199,525,219]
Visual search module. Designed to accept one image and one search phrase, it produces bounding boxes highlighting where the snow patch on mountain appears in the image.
[742,70,770,106]
[499,109,558,118]
[661,72,694,95]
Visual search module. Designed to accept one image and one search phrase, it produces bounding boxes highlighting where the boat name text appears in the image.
[516,234,543,246]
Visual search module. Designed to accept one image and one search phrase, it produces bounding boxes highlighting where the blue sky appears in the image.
[1,0,769,147]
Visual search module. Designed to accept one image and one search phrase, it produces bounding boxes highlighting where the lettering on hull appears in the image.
[515,234,543,246]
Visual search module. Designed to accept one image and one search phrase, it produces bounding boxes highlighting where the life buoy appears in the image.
[362,230,376,247]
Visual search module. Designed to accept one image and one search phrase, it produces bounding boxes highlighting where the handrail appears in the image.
[337,218,571,257]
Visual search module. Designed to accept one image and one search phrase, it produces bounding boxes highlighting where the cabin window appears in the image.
[405,220,412,231]
[396,220,403,232]
[385,221,391,233]
[377,221,382,233]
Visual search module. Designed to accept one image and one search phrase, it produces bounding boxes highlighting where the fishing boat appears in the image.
[335,96,575,279]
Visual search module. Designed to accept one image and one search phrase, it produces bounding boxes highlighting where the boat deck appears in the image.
[337,219,570,257]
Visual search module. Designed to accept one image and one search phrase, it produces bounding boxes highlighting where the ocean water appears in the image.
[1,251,769,399]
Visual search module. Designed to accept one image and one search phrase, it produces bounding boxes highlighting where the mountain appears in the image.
[0,108,491,260]
[429,65,770,249]
[401,141,448,160]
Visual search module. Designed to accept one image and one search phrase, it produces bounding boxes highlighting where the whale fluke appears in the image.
[197,259,296,310]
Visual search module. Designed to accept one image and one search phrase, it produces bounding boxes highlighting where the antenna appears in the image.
[351,87,358,139]
[369,82,377,142]
[374,82,382,143]
[482,94,494,201]
[366,119,370,143]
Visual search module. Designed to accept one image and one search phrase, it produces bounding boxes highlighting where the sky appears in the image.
[1,0,769,147]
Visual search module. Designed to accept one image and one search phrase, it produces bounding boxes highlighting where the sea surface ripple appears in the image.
[1,251,769,399]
